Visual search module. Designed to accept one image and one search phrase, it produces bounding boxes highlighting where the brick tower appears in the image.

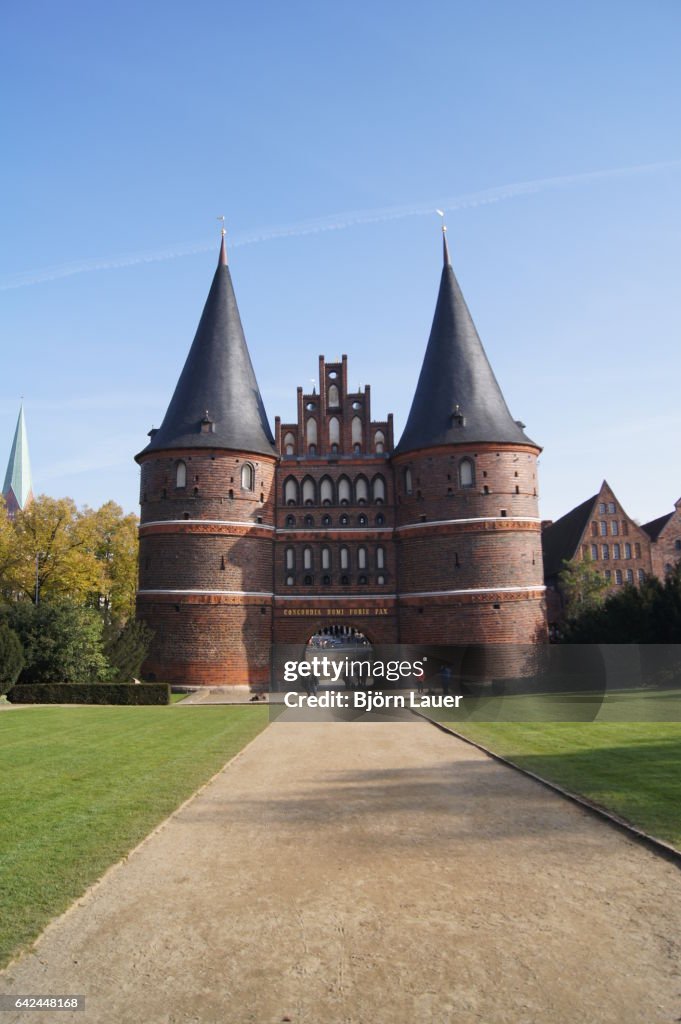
[135,235,277,686]
[392,228,546,648]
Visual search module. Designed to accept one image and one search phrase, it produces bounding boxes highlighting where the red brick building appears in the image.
[136,231,547,686]
[643,498,681,579]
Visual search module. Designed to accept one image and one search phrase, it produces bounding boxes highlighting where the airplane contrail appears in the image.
[2,159,679,291]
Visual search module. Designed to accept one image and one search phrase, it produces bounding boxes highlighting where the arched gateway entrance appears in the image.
[305,625,373,689]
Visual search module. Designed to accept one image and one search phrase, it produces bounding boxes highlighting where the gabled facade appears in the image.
[2,404,33,518]
[136,233,547,687]
[542,480,653,629]
[643,498,681,578]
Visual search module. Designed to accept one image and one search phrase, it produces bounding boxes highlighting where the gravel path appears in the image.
[1,719,680,1024]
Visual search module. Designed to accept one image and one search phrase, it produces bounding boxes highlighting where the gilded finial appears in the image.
[436,209,450,266]
[217,216,227,266]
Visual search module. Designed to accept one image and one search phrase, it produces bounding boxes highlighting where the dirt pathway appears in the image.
[1,719,680,1024]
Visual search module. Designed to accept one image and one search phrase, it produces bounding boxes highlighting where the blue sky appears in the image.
[2,0,680,524]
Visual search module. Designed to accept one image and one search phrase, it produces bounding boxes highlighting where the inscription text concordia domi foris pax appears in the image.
[283,608,390,617]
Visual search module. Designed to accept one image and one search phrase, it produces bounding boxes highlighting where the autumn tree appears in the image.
[558,556,608,618]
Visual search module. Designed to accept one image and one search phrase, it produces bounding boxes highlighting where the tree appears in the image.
[0,623,24,694]
[3,496,104,604]
[558,557,608,618]
[3,600,110,684]
[85,501,139,620]
[103,618,153,682]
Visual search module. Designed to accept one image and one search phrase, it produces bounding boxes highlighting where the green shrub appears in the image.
[3,600,109,684]
[8,683,170,705]
[0,623,24,694]
[102,618,153,682]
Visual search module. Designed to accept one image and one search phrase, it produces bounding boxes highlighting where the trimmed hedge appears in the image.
[8,683,170,706]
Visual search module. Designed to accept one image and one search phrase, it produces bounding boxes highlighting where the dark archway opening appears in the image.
[305,624,373,690]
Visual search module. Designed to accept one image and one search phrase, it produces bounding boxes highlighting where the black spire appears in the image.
[395,242,535,454]
[137,238,275,459]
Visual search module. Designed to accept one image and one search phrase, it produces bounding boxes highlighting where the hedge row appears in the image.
[8,683,170,705]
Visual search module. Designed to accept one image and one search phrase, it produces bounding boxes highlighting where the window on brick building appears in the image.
[284,477,298,505]
[322,514,331,527]
[340,547,349,570]
[602,544,609,559]
[358,547,367,569]
[359,575,368,585]
[358,514,368,526]
[303,547,313,570]
[372,475,386,503]
[328,384,340,407]
[374,430,385,454]
[675,539,681,551]
[626,569,634,583]
[322,547,331,570]
[376,513,385,525]
[404,468,413,495]
[615,569,623,585]
[241,463,254,491]
[459,459,474,488]
[320,477,334,505]
[338,476,351,505]
[613,544,620,559]
[604,569,611,581]
[600,522,608,536]
[611,521,619,536]
[625,543,632,558]
[376,547,385,569]
[308,444,317,456]
[283,432,296,455]
[377,575,385,585]
[635,543,641,558]
[340,514,349,526]
[286,514,295,527]
[304,514,314,527]
[598,502,606,514]
[591,522,598,536]
[591,544,598,559]
[285,548,295,570]
[302,477,315,505]
[352,416,363,447]
[329,417,340,447]
[638,569,646,583]
[175,461,186,488]
[286,575,294,586]
[608,502,616,514]
[306,418,317,446]
[356,477,369,504]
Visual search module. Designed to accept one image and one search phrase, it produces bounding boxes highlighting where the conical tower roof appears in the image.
[137,237,276,460]
[395,233,536,454]
[3,403,33,512]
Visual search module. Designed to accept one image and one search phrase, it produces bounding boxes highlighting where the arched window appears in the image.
[320,477,334,505]
[339,513,349,526]
[322,514,331,527]
[338,476,351,505]
[306,418,318,445]
[352,416,363,447]
[283,432,295,455]
[285,548,295,570]
[340,547,350,570]
[328,384,340,407]
[286,514,295,527]
[376,547,385,569]
[284,477,298,505]
[358,514,368,526]
[175,461,186,489]
[355,477,369,504]
[302,477,315,505]
[322,547,331,570]
[358,547,367,570]
[404,468,413,495]
[303,547,313,570]
[241,463,254,491]
[459,459,474,488]
[372,475,386,503]
[328,417,340,446]
[374,430,385,454]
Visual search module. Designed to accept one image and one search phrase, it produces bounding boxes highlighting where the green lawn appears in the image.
[0,706,269,968]
[430,716,681,849]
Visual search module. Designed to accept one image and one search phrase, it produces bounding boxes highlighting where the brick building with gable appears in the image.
[135,230,547,686]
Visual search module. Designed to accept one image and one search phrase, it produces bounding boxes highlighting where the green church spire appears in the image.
[3,404,34,516]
